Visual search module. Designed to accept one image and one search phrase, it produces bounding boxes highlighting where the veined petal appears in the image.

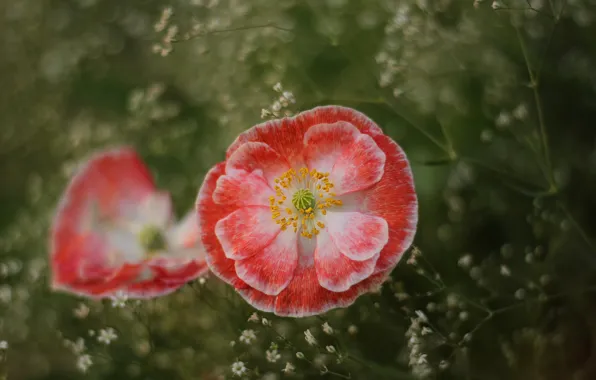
[197,162,248,288]
[303,121,361,173]
[120,280,182,299]
[314,231,378,292]
[215,206,280,261]
[331,134,386,195]
[325,211,388,261]
[132,192,173,230]
[226,106,384,161]
[235,232,298,295]
[364,134,418,272]
[213,170,273,207]
[166,211,200,250]
[50,147,157,298]
[271,265,390,318]
[226,141,291,184]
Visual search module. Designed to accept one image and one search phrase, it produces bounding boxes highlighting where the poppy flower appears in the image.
[197,106,417,317]
[50,147,208,299]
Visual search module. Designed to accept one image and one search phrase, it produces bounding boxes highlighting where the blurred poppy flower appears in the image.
[197,106,417,317]
[50,147,207,298]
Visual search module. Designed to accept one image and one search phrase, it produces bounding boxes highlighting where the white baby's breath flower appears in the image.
[458,254,473,268]
[97,328,117,345]
[282,91,295,103]
[415,310,428,323]
[282,362,295,374]
[500,265,511,277]
[0,340,8,350]
[231,361,247,377]
[325,345,336,354]
[248,312,260,323]
[515,289,526,300]
[266,348,281,363]
[495,111,512,128]
[512,104,528,120]
[239,329,257,344]
[110,291,128,308]
[73,303,90,319]
[71,338,86,354]
[296,352,305,359]
[304,329,317,346]
[261,108,272,119]
[322,322,334,335]
[76,354,93,373]
[271,101,282,112]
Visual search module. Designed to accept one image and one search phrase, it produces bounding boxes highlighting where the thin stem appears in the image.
[439,122,457,159]
[382,98,451,154]
[172,22,291,43]
[558,201,596,252]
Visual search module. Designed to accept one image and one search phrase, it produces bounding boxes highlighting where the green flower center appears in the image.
[138,225,166,253]
[292,189,316,211]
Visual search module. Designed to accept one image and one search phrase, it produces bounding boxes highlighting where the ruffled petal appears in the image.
[314,231,378,292]
[226,106,384,164]
[235,232,298,295]
[272,266,390,317]
[226,141,291,183]
[325,211,388,261]
[215,206,280,260]
[364,134,418,272]
[236,287,276,314]
[303,121,361,173]
[331,134,386,195]
[213,170,273,207]
[50,147,157,297]
[121,279,183,299]
[166,211,201,250]
[196,162,250,289]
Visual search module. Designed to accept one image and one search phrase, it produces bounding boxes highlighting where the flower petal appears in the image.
[196,163,248,289]
[121,280,182,299]
[166,211,201,249]
[271,266,390,317]
[364,134,418,272]
[213,170,273,207]
[131,192,173,229]
[50,147,156,297]
[314,231,378,292]
[331,134,386,195]
[226,141,291,184]
[226,106,384,163]
[236,287,276,314]
[215,206,281,261]
[103,228,145,263]
[149,256,208,283]
[325,211,388,261]
[303,121,361,173]
[235,232,298,295]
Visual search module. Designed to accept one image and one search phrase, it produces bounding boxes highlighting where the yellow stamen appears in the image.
[268,166,342,239]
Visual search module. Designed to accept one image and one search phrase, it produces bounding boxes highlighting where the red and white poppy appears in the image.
[50,147,208,299]
[197,106,417,317]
